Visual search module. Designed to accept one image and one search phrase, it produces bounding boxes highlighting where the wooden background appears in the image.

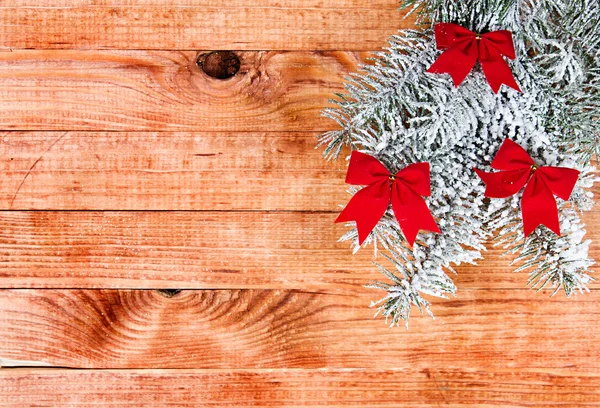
[0,1,599,407]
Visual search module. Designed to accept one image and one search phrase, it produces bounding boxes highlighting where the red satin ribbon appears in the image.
[427,23,522,93]
[475,139,579,236]
[335,151,441,246]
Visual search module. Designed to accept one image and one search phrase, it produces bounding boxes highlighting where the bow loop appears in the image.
[345,151,390,186]
[396,162,432,197]
[490,138,534,170]
[474,168,531,198]
[433,23,477,49]
[475,139,580,236]
[427,23,521,93]
[537,167,580,201]
[480,30,517,59]
[336,152,440,246]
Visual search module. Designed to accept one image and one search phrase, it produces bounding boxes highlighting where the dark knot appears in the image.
[197,51,241,79]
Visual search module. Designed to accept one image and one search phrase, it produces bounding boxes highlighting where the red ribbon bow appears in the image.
[335,151,441,246]
[427,23,521,93]
[475,139,579,236]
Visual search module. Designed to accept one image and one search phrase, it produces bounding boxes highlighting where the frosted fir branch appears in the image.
[518,0,600,163]
[399,0,600,163]
[366,249,457,328]
[401,0,521,32]
[488,164,597,296]
[520,218,595,297]
[491,207,596,297]
[320,31,436,160]
[320,0,599,326]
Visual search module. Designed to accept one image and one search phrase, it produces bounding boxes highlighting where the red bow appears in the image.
[335,151,441,246]
[427,23,521,93]
[475,139,579,236]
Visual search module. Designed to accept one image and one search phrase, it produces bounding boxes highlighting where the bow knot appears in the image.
[335,151,441,246]
[427,23,522,93]
[475,139,580,236]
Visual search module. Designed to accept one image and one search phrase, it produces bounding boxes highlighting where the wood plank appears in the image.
[0,211,372,290]
[3,132,598,212]
[0,132,347,210]
[1,289,599,369]
[1,368,599,407]
[0,1,411,51]
[0,211,598,290]
[0,50,365,131]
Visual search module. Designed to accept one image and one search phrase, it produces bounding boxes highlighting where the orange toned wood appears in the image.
[0,2,598,406]
[0,211,597,290]
[0,50,366,131]
[1,289,600,369]
[0,211,372,291]
[0,1,411,51]
[0,132,347,211]
[2,132,599,213]
[1,368,599,407]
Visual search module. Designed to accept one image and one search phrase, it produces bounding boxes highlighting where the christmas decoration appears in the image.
[319,0,599,327]
[335,151,440,246]
[427,23,521,93]
[475,139,580,236]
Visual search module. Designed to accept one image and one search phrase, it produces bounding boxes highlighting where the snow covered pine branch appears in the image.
[319,0,599,327]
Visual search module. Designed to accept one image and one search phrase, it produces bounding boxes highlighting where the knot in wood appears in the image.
[156,289,182,298]
[197,51,241,79]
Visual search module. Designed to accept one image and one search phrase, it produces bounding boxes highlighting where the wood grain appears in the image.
[2,132,599,212]
[0,50,365,131]
[0,1,411,51]
[1,368,599,407]
[0,211,597,290]
[0,211,371,290]
[1,2,598,406]
[0,132,347,210]
[1,289,600,369]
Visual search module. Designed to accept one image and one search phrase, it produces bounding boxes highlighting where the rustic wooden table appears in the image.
[0,1,599,407]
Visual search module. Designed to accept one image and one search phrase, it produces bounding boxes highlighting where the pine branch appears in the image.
[320,0,599,326]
